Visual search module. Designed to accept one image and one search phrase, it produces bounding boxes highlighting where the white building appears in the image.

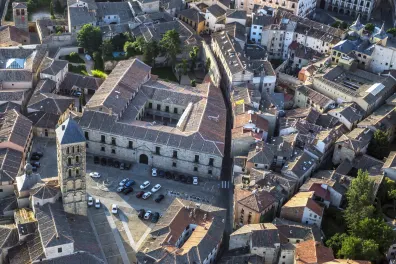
[205,4,226,32]
[39,58,68,88]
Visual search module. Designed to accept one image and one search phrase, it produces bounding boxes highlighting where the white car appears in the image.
[117,186,125,192]
[140,181,150,189]
[152,168,157,177]
[142,192,152,199]
[95,199,101,208]
[193,177,198,185]
[119,178,129,187]
[88,196,94,206]
[111,204,118,214]
[89,172,101,178]
[144,210,152,220]
[151,184,161,193]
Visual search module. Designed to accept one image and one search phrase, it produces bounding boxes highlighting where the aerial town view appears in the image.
[1,0,396,262]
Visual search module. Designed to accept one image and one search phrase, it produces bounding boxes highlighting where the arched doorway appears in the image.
[139,154,149,164]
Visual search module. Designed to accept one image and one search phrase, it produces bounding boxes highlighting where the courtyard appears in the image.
[30,137,224,263]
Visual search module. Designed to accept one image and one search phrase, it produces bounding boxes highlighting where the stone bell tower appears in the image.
[56,117,87,215]
[12,2,28,32]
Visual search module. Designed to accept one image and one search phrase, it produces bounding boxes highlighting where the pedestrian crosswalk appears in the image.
[220,181,230,189]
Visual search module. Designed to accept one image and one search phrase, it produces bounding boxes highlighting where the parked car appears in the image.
[31,155,40,161]
[125,180,135,188]
[88,196,94,206]
[101,158,107,166]
[89,172,101,178]
[73,91,82,97]
[30,161,40,168]
[94,156,100,164]
[152,168,157,177]
[165,171,172,179]
[136,191,145,198]
[32,151,43,157]
[114,160,120,168]
[119,178,129,187]
[151,212,160,223]
[174,174,180,181]
[85,54,92,61]
[117,186,125,192]
[111,204,118,214]
[144,210,152,220]
[142,192,152,199]
[95,199,101,208]
[180,175,187,183]
[120,163,125,170]
[155,194,165,203]
[123,187,133,195]
[158,170,165,178]
[151,184,161,193]
[125,163,131,170]
[108,159,114,167]
[140,181,150,189]
[186,176,193,184]
[138,209,146,219]
[193,177,198,185]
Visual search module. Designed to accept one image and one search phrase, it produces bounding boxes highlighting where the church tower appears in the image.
[12,2,28,32]
[56,117,87,215]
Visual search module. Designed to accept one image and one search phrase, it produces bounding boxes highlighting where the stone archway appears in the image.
[139,154,149,164]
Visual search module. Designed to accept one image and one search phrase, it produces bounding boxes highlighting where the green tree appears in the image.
[326,233,348,254]
[205,57,211,73]
[50,1,55,19]
[93,51,104,71]
[332,21,341,28]
[189,46,199,71]
[102,39,114,60]
[133,37,145,54]
[124,41,137,58]
[367,129,389,160]
[112,33,133,51]
[143,40,159,66]
[353,218,395,253]
[341,21,349,29]
[55,0,63,13]
[91,69,107,79]
[27,0,37,11]
[160,29,181,65]
[389,189,396,214]
[338,236,380,262]
[387,28,396,37]
[190,79,196,87]
[77,24,102,54]
[365,23,375,32]
[344,169,375,231]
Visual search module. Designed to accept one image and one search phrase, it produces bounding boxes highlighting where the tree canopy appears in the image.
[365,23,375,32]
[102,39,114,60]
[159,29,181,65]
[77,24,102,54]
[387,28,396,37]
[143,40,159,66]
[93,51,104,71]
[189,46,199,70]
[367,130,389,160]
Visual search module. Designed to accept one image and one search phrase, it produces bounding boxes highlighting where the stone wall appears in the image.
[201,40,221,87]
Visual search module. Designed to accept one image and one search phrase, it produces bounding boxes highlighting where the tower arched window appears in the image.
[68,169,72,177]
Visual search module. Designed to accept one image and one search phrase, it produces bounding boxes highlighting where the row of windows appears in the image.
[148,102,182,114]
[66,145,80,154]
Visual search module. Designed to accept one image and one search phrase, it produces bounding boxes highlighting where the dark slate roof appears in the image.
[68,7,97,27]
[28,93,74,115]
[12,2,27,8]
[16,172,42,192]
[30,183,60,200]
[40,58,68,76]
[0,109,32,149]
[0,101,21,113]
[219,254,265,264]
[35,201,74,248]
[96,2,134,23]
[59,72,103,92]
[251,228,280,248]
[37,251,105,264]
[0,195,17,215]
[35,79,57,93]
[0,224,19,249]
[224,22,246,42]
[207,4,226,17]
[178,8,205,23]
[0,70,32,82]
[27,111,60,129]
[226,9,246,20]
[0,148,23,182]
[56,117,86,144]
